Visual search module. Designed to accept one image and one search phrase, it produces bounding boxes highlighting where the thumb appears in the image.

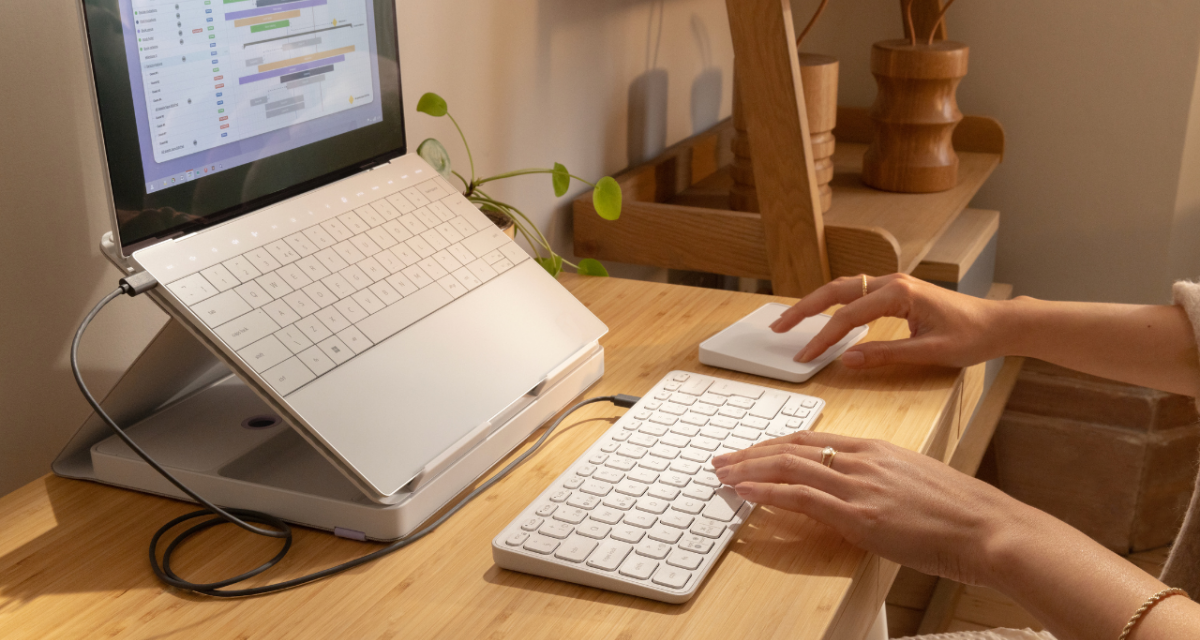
[841,338,933,368]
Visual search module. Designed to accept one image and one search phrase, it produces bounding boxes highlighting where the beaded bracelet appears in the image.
[1118,587,1189,640]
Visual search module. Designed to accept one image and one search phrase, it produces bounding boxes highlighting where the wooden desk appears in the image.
[0,275,968,639]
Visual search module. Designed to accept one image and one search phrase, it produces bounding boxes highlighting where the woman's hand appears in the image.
[711,429,1033,586]
[773,273,1003,369]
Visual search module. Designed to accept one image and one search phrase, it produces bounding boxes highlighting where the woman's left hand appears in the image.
[711,430,1035,587]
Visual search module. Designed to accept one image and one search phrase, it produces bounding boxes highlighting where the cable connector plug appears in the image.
[611,394,641,409]
[119,271,158,296]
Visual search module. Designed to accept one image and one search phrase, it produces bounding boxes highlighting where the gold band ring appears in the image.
[861,274,868,298]
[820,446,837,468]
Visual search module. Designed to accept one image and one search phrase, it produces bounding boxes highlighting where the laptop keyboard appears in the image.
[162,175,529,396]
[492,371,824,603]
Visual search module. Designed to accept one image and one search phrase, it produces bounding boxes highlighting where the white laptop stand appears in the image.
[54,314,604,541]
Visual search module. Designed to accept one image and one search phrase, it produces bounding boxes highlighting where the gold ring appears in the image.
[861,274,868,298]
[820,446,837,468]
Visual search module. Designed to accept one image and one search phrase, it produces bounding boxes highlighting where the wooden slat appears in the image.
[911,209,999,283]
[725,0,830,296]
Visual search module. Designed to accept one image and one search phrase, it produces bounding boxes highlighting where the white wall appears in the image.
[0,0,733,497]
[798,0,1200,304]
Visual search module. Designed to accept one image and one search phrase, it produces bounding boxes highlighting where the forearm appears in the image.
[991,297,1200,397]
[985,507,1200,639]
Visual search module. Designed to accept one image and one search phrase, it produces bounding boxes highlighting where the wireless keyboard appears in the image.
[492,371,824,603]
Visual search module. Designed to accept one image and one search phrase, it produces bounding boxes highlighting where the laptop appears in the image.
[78,0,608,504]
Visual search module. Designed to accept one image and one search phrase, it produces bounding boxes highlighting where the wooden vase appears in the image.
[862,39,968,193]
[731,53,839,213]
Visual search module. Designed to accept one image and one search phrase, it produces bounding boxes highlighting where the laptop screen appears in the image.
[82,0,406,251]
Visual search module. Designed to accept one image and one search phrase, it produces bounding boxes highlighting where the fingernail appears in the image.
[795,347,812,363]
[734,485,752,498]
[843,351,865,366]
[715,467,729,479]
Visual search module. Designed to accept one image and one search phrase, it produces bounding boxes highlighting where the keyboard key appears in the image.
[602,494,636,511]
[693,471,721,488]
[661,434,690,448]
[283,232,318,257]
[638,457,670,472]
[679,534,714,555]
[357,257,389,283]
[214,309,279,350]
[505,531,529,547]
[166,273,218,305]
[690,519,726,539]
[274,325,313,354]
[500,243,530,265]
[300,282,337,308]
[438,275,467,298]
[593,468,623,483]
[447,242,476,266]
[223,256,262,282]
[264,240,299,265]
[635,498,669,515]
[539,521,572,540]
[610,525,645,543]
[417,179,452,202]
[315,307,351,334]
[333,298,369,324]
[566,493,601,510]
[321,273,356,299]
[356,283,454,343]
[262,298,301,327]
[527,516,548,532]
[453,266,484,290]
[237,335,292,373]
[384,272,418,297]
[666,549,703,570]
[294,315,333,342]
[701,487,743,523]
[648,485,680,501]
[553,507,588,525]
[682,486,715,502]
[618,556,658,580]
[317,336,354,365]
[435,221,464,244]
[294,255,331,281]
[303,226,336,249]
[244,248,282,272]
[636,539,672,559]
[605,456,636,472]
[338,211,369,235]
[577,522,612,539]
[421,228,450,251]
[375,250,407,274]
[650,566,691,589]
[728,397,755,410]
[261,357,315,396]
[589,507,624,525]
[741,417,770,430]
[200,264,240,291]
[192,290,252,328]
[523,535,559,555]
[648,523,686,545]
[276,264,313,289]
[355,205,385,227]
[297,345,335,376]
[366,227,398,250]
[417,257,448,280]
[554,536,598,563]
[320,218,353,242]
[314,248,349,273]
[332,240,366,265]
[351,289,386,315]
[432,250,462,274]
[385,192,415,214]
[401,186,430,207]
[382,220,414,244]
[673,498,704,515]
[462,227,508,258]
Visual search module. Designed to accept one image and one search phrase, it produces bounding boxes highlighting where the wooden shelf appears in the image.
[573,107,1003,280]
[911,209,1000,283]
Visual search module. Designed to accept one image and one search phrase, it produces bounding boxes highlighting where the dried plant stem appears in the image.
[795,0,830,48]
[927,0,957,44]
[903,0,916,46]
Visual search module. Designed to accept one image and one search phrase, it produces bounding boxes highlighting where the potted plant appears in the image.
[413,92,622,277]
[861,0,968,193]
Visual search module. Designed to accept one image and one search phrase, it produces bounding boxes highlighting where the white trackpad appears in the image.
[698,303,868,383]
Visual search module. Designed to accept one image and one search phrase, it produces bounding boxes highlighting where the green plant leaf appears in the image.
[593,176,622,220]
[576,258,609,277]
[417,138,453,179]
[535,255,564,277]
[552,163,570,197]
[416,92,448,117]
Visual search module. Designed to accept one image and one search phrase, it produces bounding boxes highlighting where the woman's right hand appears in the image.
[773,273,1004,369]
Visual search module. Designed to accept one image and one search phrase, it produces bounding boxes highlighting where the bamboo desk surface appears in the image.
[0,274,963,640]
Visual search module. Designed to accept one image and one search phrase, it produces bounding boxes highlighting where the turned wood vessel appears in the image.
[731,53,838,213]
[862,39,968,193]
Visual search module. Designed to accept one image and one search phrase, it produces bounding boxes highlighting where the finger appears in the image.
[716,452,855,498]
[713,430,869,468]
[732,482,857,528]
[794,283,907,362]
[841,336,939,368]
[770,275,891,333]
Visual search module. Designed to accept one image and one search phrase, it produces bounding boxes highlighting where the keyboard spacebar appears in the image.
[357,284,455,343]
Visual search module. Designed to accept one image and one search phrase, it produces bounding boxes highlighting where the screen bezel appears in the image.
[80,0,407,253]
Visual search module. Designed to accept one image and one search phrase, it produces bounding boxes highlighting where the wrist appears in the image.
[985,295,1040,361]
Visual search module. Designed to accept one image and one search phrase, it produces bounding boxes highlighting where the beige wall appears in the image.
[0,0,732,497]
[798,0,1200,304]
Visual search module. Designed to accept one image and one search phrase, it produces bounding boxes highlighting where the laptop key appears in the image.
[261,357,316,396]
[201,264,241,290]
[167,273,219,305]
[297,346,335,376]
[214,309,279,350]
[317,336,354,365]
[274,325,313,354]
[192,290,252,328]
[238,335,292,373]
